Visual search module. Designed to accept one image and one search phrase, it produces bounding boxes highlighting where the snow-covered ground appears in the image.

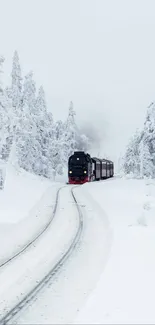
[75,177,155,324]
[1,173,155,324]
[0,165,62,265]
[12,182,112,324]
[0,185,79,318]
[14,176,155,324]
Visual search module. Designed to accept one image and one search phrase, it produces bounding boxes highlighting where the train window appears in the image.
[70,156,87,165]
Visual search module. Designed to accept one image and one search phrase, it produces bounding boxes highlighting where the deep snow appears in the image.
[0,165,62,265]
[9,183,112,324]
[0,186,79,319]
[75,177,155,324]
[15,177,155,324]
[1,172,155,324]
[0,165,52,223]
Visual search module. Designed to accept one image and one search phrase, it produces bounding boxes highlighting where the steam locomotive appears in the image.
[68,151,114,184]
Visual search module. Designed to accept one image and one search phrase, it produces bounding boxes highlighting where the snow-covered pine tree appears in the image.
[123,129,142,177]
[139,136,153,178]
[54,120,64,141]
[22,71,36,113]
[44,112,59,179]
[34,85,52,177]
[9,50,23,171]
[140,102,155,177]
[36,86,46,115]
[63,101,78,162]
[18,71,40,173]
[50,119,64,176]
[0,56,11,188]
[2,87,14,161]
[11,50,22,111]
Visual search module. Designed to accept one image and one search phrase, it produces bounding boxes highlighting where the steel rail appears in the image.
[0,186,64,268]
[0,186,83,325]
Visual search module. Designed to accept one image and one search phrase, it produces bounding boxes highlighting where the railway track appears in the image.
[0,186,64,269]
[0,186,83,325]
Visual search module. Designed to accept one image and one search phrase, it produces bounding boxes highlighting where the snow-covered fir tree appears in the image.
[0,56,12,188]
[0,57,11,161]
[140,103,155,177]
[51,119,64,175]
[139,136,153,178]
[123,102,155,178]
[18,71,39,173]
[34,87,54,178]
[63,101,78,160]
[35,86,46,114]
[9,50,23,170]
[11,50,22,111]
[123,129,142,177]
[22,71,36,113]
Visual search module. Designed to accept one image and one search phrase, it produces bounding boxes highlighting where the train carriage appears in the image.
[101,159,107,179]
[92,157,101,181]
[106,159,114,177]
[106,160,111,178]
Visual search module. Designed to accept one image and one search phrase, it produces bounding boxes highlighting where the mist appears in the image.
[1,0,155,165]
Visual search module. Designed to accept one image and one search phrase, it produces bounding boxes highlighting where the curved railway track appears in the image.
[0,186,64,269]
[0,186,83,325]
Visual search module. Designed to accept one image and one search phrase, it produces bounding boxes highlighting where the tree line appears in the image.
[0,51,90,181]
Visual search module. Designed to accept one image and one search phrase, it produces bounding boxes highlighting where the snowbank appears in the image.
[0,165,63,265]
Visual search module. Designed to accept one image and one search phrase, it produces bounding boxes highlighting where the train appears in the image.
[68,151,114,185]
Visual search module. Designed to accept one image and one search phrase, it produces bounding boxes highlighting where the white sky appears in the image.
[1,0,155,162]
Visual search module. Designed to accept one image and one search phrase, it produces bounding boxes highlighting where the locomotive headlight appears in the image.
[69,171,72,174]
[84,171,87,174]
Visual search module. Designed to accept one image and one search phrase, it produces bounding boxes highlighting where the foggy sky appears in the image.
[1,0,155,163]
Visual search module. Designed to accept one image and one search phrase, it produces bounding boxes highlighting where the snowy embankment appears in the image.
[75,177,155,324]
[0,165,63,265]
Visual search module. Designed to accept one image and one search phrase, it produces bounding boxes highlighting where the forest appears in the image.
[0,51,90,180]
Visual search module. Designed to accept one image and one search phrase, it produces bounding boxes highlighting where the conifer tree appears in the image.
[9,51,23,170]
[0,56,9,187]
[11,50,22,110]
[123,129,141,177]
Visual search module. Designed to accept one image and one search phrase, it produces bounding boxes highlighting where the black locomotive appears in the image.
[68,151,114,184]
